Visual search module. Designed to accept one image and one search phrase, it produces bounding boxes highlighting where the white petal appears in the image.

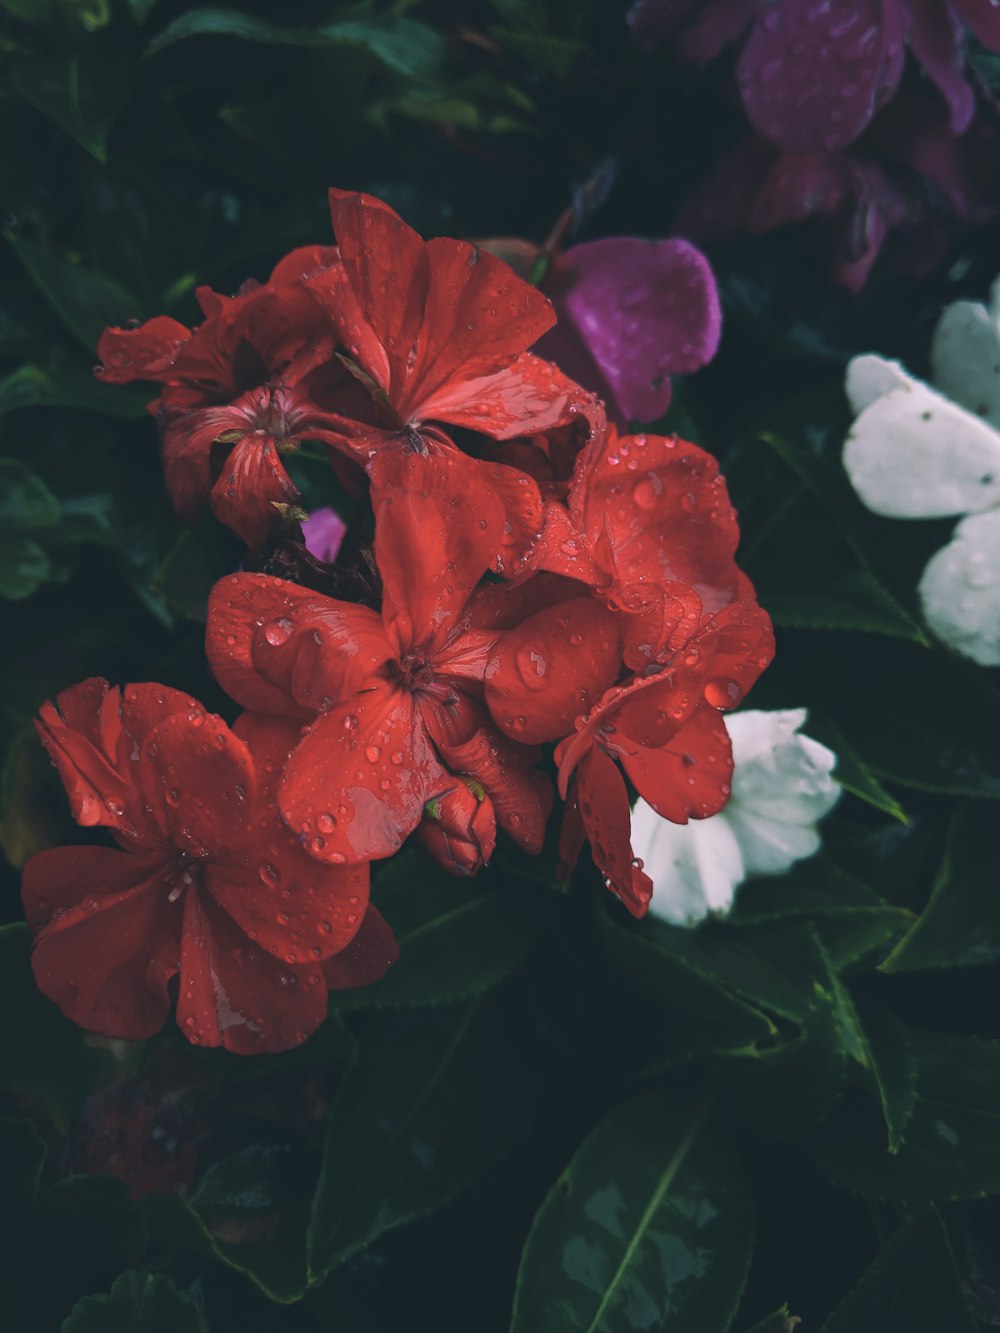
[930,299,1000,431]
[723,710,840,875]
[919,509,1000,667]
[844,374,1000,518]
[633,799,744,927]
[845,354,913,413]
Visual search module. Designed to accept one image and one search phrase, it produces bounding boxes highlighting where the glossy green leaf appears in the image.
[0,924,117,1132]
[0,357,149,418]
[308,1002,531,1280]
[146,9,445,80]
[804,713,907,822]
[762,569,924,642]
[5,233,143,353]
[819,1209,976,1332]
[807,1027,1000,1200]
[11,51,132,163]
[333,854,543,1011]
[63,1271,207,1332]
[510,1092,753,1333]
[881,803,1000,971]
[856,1008,917,1155]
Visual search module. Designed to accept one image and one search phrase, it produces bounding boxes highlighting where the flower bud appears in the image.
[417,780,497,877]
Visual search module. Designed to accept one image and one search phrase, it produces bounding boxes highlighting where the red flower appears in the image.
[206,451,552,867]
[97,248,352,548]
[416,778,497,877]
[22,679,395,1053]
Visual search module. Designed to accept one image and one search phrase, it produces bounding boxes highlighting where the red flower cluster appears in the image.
[24,189,772,1053]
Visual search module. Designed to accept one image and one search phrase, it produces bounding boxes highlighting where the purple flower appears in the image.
[535,236,722,425]
[629,0,1000,152]
[301,506,346,563]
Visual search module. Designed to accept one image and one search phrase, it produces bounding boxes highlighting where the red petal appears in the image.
[396,236,555,417]
[418,352,601,443]
[437,727,553,854]
[323,904,399,991]
[268,245,342,285]
[209,708,371,964]
[416,780,496,877]
[301,261,392,394]
[328,188,428,398]
[370,451,505,655]
[701,600,775,709]
[176,891,327,1053]
[485,598,623,745]
[209,433,300,548]
[119,682,202,747]
[576,749,652,918]
[35,679,127,830]
[618,704,733,823]
[279,688,440,864]
[96,317,191,385]
[206,573,390,716]
[572,432,744,614]
[140,710,256,858]
[25,847,180,1039]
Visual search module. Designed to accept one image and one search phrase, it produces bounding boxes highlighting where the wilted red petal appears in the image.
[279,687,440,864]
[96,317,191,384]
[209,432,300,548]
[618,703,734,823]
[140,710,256,858]
[176,890,326,1054]
[437,727,553,854]
[206,573,390,716]
[323,904,399,990]
[898,0,972,134]
[576,749,652,918]
[371,451,505,655]
[485,598,623,745]
[25,847,180,1039]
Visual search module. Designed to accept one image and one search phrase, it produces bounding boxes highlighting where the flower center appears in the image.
[391,653,435,692]
[166,852,204,903]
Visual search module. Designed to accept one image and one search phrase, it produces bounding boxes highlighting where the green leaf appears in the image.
[0,536,52,599]
[5,233,143,353]
[0,924,117,1132]
[806,1027,1000,1200]
[332,854,543,1011]
[805,713,908,823]
[152,516,244,621]
[307,1002,531,1280]
[0,357,149,419]
[819,1209,976,1332]
[510,1092,753,1333]
[881,803,1000,971]
[146,9,446,80]
[63,1271,206,1332]
[763,568,925,642]
[11,50,132,163]
[0,459,60,532]
[857,1008,917,1156]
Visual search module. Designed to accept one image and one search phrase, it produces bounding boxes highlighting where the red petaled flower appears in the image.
[22,679,396,1052]
[97,248,351,548]
[207,451,553,868]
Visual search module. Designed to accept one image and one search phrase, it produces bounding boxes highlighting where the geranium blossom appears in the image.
[97,247,349,547]
[21,679,395,1052]
[843,273,1000,664]
[207,451,552,867]
[636,708,840,926]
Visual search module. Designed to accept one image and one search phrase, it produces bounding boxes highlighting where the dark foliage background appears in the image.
[4,2,1000,1330]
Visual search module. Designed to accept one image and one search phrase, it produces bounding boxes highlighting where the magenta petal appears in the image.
[675,0,759,62]
[556,236,721,425]
[737,0,902,153]
[952,0,1000,51]
[904,0,974,133]
[302,506,347,563]
[750,152,852,232]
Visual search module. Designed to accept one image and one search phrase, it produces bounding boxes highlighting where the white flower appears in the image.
[637,709,840,927]
[842,275,1000,666]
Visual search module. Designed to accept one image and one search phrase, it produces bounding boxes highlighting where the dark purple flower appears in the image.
[535,236,722,425]
[301,506,346,563]
[629,0,1000,152]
